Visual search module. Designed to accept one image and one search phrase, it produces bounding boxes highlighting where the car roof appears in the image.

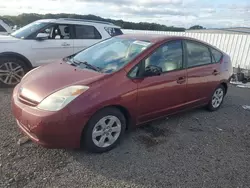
[116,33,211,45]
[35,18,121,28]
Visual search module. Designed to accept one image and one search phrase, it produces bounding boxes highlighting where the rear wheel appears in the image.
[207,85,225,111]
[0,57,29,88]
[82,107,126,153]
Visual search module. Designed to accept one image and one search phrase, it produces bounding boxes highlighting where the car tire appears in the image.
[0,57,29,88]
[82,107,126,153]
[207,85,225,111]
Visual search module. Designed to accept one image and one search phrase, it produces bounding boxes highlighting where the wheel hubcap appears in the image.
[212,88,224,108]
[92,115,122,148]
[0,62,25,85]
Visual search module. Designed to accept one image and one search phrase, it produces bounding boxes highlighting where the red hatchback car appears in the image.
[11,34,233,153]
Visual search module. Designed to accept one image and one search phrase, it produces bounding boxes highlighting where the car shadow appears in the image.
[66,107,210,187]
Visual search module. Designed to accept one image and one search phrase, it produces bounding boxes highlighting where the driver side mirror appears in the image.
[144,65,162,77]
[36,33,49,40]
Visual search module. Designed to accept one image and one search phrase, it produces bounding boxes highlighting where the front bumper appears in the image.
[11,85,90,149]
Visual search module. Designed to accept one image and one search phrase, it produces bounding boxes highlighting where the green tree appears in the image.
[189,25,205,30]
[1,13,186,32]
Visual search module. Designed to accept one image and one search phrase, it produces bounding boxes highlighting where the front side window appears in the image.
[0,25,7,32]
[72,37,152,73]
[11,22,49,39]
[75,25,101,39]
[38,24,71,39]
[185,41,212,68]
[144,40,183,72]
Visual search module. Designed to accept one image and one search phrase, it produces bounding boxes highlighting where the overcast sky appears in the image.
[0,0,250,28]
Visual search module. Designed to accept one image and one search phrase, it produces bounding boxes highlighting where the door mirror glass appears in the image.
[144,65,162,77]
[36,33,49,40]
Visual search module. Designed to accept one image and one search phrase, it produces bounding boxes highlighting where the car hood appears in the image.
[19,60,106,103]
[0,35,20,43]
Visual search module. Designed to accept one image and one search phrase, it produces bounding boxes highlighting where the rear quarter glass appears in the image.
[211,48,223,63]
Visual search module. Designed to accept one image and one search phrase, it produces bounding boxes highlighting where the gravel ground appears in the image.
[0,85,249,188]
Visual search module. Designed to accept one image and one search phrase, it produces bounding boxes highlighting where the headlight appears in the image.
[37,85,89,111]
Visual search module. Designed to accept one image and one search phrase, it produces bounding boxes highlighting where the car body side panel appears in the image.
[0,38,34,65]
[30,39,74,66]
[136,70,188,123]
[0,38,74,67]
[68,69,139,128]
[186,64,217,106]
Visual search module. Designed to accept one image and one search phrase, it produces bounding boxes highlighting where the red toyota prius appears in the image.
[11,34,233,153]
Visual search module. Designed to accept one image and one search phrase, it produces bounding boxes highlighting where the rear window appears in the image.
[211,48,223,63]
[75,25,102,39]
[105,27,123,37]
[0,25,7,32]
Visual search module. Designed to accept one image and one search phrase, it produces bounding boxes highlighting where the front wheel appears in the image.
[207,85,225,111]
[0,57,28,88]
[82,107,126,153]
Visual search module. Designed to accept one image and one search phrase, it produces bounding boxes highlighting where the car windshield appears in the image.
[72,37,152,73]
[11,22,48,39]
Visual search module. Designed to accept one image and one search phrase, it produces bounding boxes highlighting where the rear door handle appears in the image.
[177,76,186,84]
[62,42,70,47]
[212,70,219,75]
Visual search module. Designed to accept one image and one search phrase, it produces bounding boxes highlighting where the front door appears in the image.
[30,24,74,66]
[136,40,187,123]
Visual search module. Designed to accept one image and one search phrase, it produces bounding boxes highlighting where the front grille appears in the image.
[18,94,38,106]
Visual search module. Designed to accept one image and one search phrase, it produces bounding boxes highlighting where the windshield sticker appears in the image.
[133,41,151,47]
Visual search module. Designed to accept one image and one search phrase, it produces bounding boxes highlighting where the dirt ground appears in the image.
[0,85,249,188]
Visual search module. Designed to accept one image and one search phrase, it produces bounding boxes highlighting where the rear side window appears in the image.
[211,48,223,63]
[0,25,7,32]
[185,41,212,68]
[105,27,123,37]
[74,25,102,39]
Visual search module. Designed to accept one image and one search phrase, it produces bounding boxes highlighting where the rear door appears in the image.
[73,24,102,53]
[30,24,74,66]
[135,40,188,123]
[206,47,225,94]
[184,40,220,106]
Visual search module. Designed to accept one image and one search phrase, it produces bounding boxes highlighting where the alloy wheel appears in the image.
[92,115,122,148]
[212,88,224,108]
[0,62,25,85]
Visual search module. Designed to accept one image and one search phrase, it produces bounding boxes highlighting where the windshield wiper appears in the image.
[73,59,102,72]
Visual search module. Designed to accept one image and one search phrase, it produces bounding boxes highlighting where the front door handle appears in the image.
[62,42,70,47]
[212,70,219,75]
[177,76,186,84]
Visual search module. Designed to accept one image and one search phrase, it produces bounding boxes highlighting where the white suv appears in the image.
[0,18,123,87]
[0,19,12,35]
